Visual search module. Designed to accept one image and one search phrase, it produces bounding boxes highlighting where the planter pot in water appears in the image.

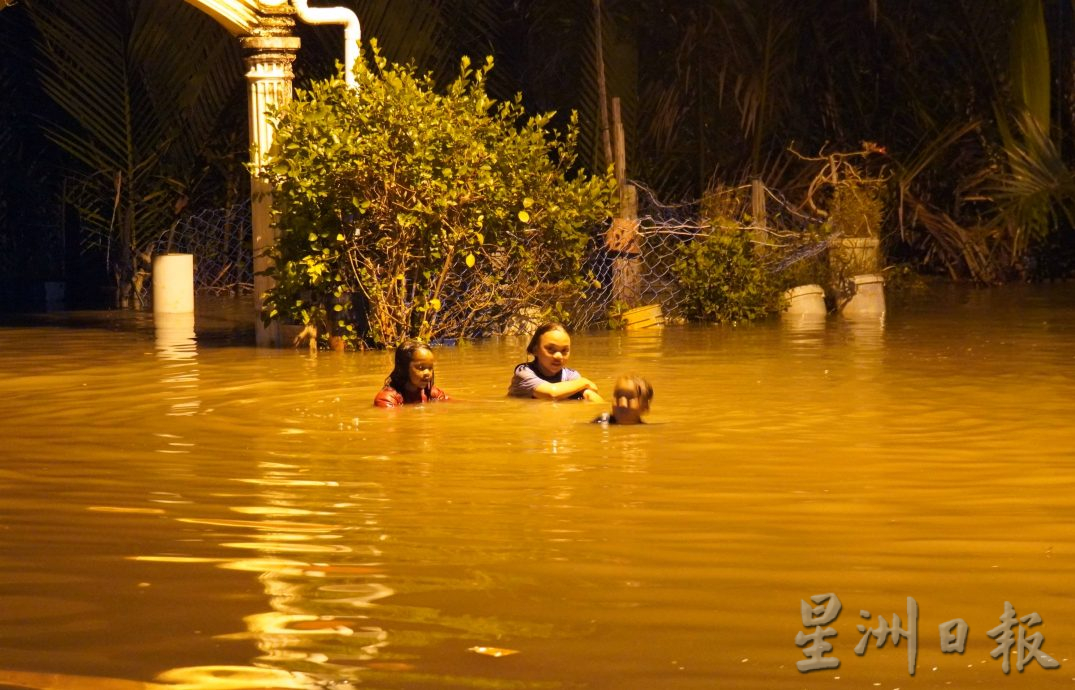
[781,284,826,316]
[831,237,880,274]
[840,273,885,318]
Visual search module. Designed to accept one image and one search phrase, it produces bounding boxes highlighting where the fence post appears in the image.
[751,178,767,253]
[606,97,641,308]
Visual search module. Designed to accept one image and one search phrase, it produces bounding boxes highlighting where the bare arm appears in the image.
[532,377,600,401]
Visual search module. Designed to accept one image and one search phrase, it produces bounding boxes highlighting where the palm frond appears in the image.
[987,110,1075,247]
[24,0,245,304]
[29,0,138,173]
[1011,0,1051,133]
[129,0,242,169]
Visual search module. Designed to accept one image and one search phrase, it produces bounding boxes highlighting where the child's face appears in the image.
[533,329,571,376]
[612,381,649,425]
[407,348,435,390]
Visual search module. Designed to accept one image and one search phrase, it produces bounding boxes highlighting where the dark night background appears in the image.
[2,0,1074,311]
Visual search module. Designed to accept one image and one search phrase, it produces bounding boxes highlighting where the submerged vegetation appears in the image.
[673,230,778,324]
[261,43,614,348]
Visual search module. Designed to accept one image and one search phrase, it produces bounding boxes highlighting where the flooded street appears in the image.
[1,285,1075,689]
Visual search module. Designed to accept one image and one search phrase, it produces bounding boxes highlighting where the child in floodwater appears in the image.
[592,374,653,425]
[507,322,603,402]
[373,339,449,407]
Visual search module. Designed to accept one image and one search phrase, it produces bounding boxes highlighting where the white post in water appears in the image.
[153,253,197,353]
[153,254,195,316]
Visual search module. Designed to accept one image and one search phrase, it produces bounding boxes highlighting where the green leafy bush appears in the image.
[673,229,780,323]
[260,42,615,348]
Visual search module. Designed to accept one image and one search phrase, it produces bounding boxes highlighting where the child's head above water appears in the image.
[525,322,572,377]
[609,374,653,424]
[387,338,436,392]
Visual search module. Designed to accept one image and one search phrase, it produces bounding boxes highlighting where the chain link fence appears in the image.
[148,183,830,334]
[569,182,832,330]
[145,201,253,302]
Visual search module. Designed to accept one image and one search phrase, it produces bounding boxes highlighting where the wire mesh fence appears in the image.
[147,181,833,337]
[146,201,253,301]
[567,181,833,330]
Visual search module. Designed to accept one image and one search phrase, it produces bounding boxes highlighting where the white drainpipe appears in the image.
[292,0,361,88]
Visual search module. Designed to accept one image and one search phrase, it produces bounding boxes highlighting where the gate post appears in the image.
[241,9,299,347]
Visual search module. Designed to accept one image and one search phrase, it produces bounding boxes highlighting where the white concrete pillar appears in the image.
[242,21,299,347]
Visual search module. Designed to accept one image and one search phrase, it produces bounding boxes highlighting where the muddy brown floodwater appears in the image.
[1,284,1074,690]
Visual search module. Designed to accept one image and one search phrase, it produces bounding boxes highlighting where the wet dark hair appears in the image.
[526,322,569,358]
[386,339,434,391]
[613,374,654,408]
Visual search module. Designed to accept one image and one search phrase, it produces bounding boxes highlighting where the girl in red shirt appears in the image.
[373,339,449,407]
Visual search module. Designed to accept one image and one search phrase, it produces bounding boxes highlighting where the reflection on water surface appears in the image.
[1,285,1075,689]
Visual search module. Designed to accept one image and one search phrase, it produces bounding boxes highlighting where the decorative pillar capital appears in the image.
[240,35,301,83]
[241,34,299,167]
